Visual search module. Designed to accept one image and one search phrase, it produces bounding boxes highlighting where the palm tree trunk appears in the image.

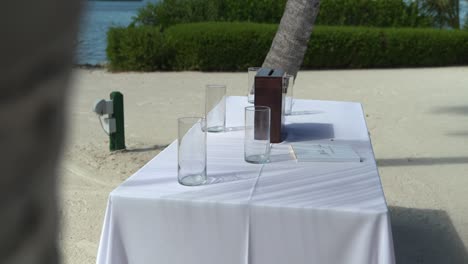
[262,0,321,77]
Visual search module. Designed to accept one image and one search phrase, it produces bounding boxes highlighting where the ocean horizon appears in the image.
[75,0,468,66]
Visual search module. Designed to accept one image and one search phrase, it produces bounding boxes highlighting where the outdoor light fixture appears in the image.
[92,92,126,151]
[93,99,116,135]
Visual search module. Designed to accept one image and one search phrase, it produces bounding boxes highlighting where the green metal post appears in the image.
[110,91,126,151]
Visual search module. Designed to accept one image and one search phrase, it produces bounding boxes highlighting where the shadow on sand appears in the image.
[377,157,468,167]
[390,206,468,264]
[430,105,468,116]
[446,131,468,137]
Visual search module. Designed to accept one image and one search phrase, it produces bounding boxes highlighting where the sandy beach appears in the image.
[60,67,468,263]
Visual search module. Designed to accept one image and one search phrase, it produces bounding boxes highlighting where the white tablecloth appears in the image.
[96,96,395,264]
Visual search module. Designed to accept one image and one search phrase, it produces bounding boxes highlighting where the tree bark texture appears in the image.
[0,1,82,263]
[263,0,320,77]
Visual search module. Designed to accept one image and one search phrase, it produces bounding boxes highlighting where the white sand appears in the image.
[61,67,468,263]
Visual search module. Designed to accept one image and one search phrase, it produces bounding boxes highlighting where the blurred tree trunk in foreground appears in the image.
[0,1,81,263]
[263,0,321,77]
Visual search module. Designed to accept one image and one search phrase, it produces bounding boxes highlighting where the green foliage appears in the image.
[164,23,276,71]
[131,0,279,29]
[106,26,168,71]
[132,0,433,29]
[107,22,468,71]
[129,3,159,27]
[419,0,461,28]
[218,0,286,24]
[304,26,468,68]
[382,28,468,66]
[316,0,432,27]
[303,27,384,68]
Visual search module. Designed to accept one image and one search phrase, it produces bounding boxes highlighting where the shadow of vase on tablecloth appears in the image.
[284,123,334,142]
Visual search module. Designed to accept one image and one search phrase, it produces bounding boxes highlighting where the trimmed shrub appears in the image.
[165,23,276,71]
[107,26,168,71]
[382,28,468,66]
[131,0,432,29]
[304,26,468,68]
[107,22,468,71]
[303,27,385,68]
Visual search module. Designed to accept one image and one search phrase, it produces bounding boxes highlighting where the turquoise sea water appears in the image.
[76,1,147,65]
[76,0,468,65]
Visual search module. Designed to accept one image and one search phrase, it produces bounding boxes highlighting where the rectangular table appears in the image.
[96,96,395,264]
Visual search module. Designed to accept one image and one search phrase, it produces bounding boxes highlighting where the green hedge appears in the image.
[107,22,468,71]
[131,0,434,29]
[107,26,169,71]
[304,26,468,68]
[165,23,277,71]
